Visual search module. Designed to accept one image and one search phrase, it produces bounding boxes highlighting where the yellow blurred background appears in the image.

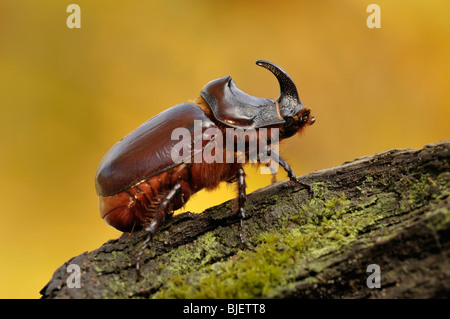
[0,0,449,298]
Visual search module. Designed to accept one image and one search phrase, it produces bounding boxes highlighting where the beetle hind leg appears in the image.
[135,183,182,279]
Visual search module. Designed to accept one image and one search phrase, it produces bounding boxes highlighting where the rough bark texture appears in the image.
[40,141,450,299]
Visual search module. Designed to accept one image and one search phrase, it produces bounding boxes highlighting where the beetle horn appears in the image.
[256,60,303,118]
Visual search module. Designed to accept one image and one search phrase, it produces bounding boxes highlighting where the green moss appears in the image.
[365,176,374,183]
[396,173,449,212]
[436,172,450,200]
[104,275,127,298]
[92,249,132,275]
[269,194,279,202]
[425,207,450,232]
[154,228,309,298]
[165,232,224,273]
[144,172,449,298]
[152,190,387,298]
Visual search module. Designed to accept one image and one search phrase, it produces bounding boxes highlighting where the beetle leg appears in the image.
[236,168,254,250]
[262,145,315,197]
[135,183,182,279]
[265,162,278,184]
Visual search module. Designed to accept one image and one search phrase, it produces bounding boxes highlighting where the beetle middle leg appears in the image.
[235,168,254,250]
[262,145,315,197]
[135,183,181,278]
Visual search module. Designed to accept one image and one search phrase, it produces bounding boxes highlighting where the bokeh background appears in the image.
[0,0,449,298]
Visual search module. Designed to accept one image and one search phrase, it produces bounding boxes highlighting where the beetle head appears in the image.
[256,60,315,138]
[200,60,314,137]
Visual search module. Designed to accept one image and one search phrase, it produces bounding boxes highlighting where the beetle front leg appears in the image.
[135,183,181,279]
[262,145,315,197]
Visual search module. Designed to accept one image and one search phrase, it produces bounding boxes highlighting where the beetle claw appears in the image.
[290,178,315,197]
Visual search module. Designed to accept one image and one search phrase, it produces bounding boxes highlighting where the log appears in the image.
[40,141,450,298]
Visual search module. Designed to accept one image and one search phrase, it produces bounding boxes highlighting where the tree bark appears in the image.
[40,141,450,299]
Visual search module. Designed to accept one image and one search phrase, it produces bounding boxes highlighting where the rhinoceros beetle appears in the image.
[95,60,315,276]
